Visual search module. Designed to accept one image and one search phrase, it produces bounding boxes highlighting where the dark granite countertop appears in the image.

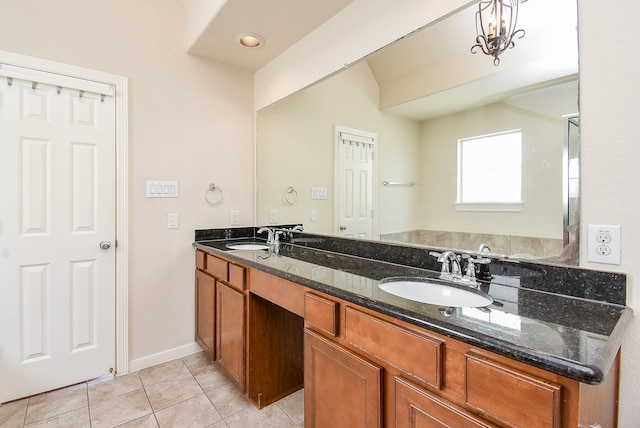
[193,230,633,385]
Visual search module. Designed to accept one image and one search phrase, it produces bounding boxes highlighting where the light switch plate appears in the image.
[311,187,328,200]
[147,181,178,198]
[230,210,240,226]
[168,213,179,229]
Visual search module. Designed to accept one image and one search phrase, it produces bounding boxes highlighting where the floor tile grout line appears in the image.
[85,380,93,428]
[21,396,28,428]
[21,382,91,427]
[138,371,159,425]
[180,355,233,424]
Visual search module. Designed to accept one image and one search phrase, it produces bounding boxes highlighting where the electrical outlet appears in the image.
[310,210,318,222]
[588,224,621,265]
[269,210,277,224]
[230,210,240,226]
[311,266,327,280]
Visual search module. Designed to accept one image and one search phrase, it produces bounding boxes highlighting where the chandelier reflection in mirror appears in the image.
[471,0,525,66]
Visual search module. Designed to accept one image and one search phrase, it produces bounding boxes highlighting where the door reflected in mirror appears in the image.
[257,0,579,265]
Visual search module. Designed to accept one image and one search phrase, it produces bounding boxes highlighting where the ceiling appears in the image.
[177,0,355,72]
[366,0,579,120]
[176,0,578,121]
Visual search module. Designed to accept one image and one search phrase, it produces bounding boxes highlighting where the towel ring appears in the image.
[284,186,299,205]
[205,183,224,206]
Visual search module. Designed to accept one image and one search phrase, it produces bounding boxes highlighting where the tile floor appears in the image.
[0,352,304,428]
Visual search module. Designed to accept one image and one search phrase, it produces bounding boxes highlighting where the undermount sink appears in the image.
[378,277,493,308]
[225,242,270,250]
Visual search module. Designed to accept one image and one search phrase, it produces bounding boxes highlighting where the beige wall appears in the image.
[257,61,422,236]
[256,0,640,424]
[579,0,640,424]
[419,102,565,239]
[0,0,254,363]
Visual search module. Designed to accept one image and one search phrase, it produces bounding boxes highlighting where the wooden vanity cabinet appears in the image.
[216,281,245,391]
[194,251,620,427]
[194,269,215,360]
[215,260,246,391]
[194,250,247,391]
[302,289,619,428]
[195,250,217,360]
[304,329,383,428]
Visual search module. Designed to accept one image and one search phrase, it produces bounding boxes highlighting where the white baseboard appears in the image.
[128,342,203,373]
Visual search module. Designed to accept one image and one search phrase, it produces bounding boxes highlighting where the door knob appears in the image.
[339,225,347,231]
[99,241,112,250]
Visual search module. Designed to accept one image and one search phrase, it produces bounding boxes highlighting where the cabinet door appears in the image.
[195,270,215,360]
[465,352,561,428]
[394,377,497,428]
[304,329,382,428]
[216,282,246,391]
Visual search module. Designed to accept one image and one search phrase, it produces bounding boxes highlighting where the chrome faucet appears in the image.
[281,224,304,241]
[257,227,275,244]
[430,250,479,286]
[438,251,462,279]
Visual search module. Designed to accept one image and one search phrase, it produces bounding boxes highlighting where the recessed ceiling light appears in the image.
[237,33,264,48]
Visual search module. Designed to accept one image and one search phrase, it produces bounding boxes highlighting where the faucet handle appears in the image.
[465,258,477,281]
[477,243,491,253]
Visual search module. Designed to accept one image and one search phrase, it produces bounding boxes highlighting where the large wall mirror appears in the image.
[257,0,580,265]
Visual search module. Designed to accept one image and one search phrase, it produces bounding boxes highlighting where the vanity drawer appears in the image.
[304,293,339,337]
[196,250,206,270]
[344,307,443,389]
[228,263,246,290]
[465,352,561,428]
[206,254,228,280]
[249,269,305,317]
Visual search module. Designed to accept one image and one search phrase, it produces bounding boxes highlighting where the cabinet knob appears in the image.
[339,225,347,231]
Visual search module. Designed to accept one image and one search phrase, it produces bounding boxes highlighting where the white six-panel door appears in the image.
[0,68,116,403]
[336,126,376,239]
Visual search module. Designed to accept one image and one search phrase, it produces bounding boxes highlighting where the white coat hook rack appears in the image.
[205,183,224,206]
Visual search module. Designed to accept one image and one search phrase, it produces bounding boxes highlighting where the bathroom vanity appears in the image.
[193,228,631,428]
